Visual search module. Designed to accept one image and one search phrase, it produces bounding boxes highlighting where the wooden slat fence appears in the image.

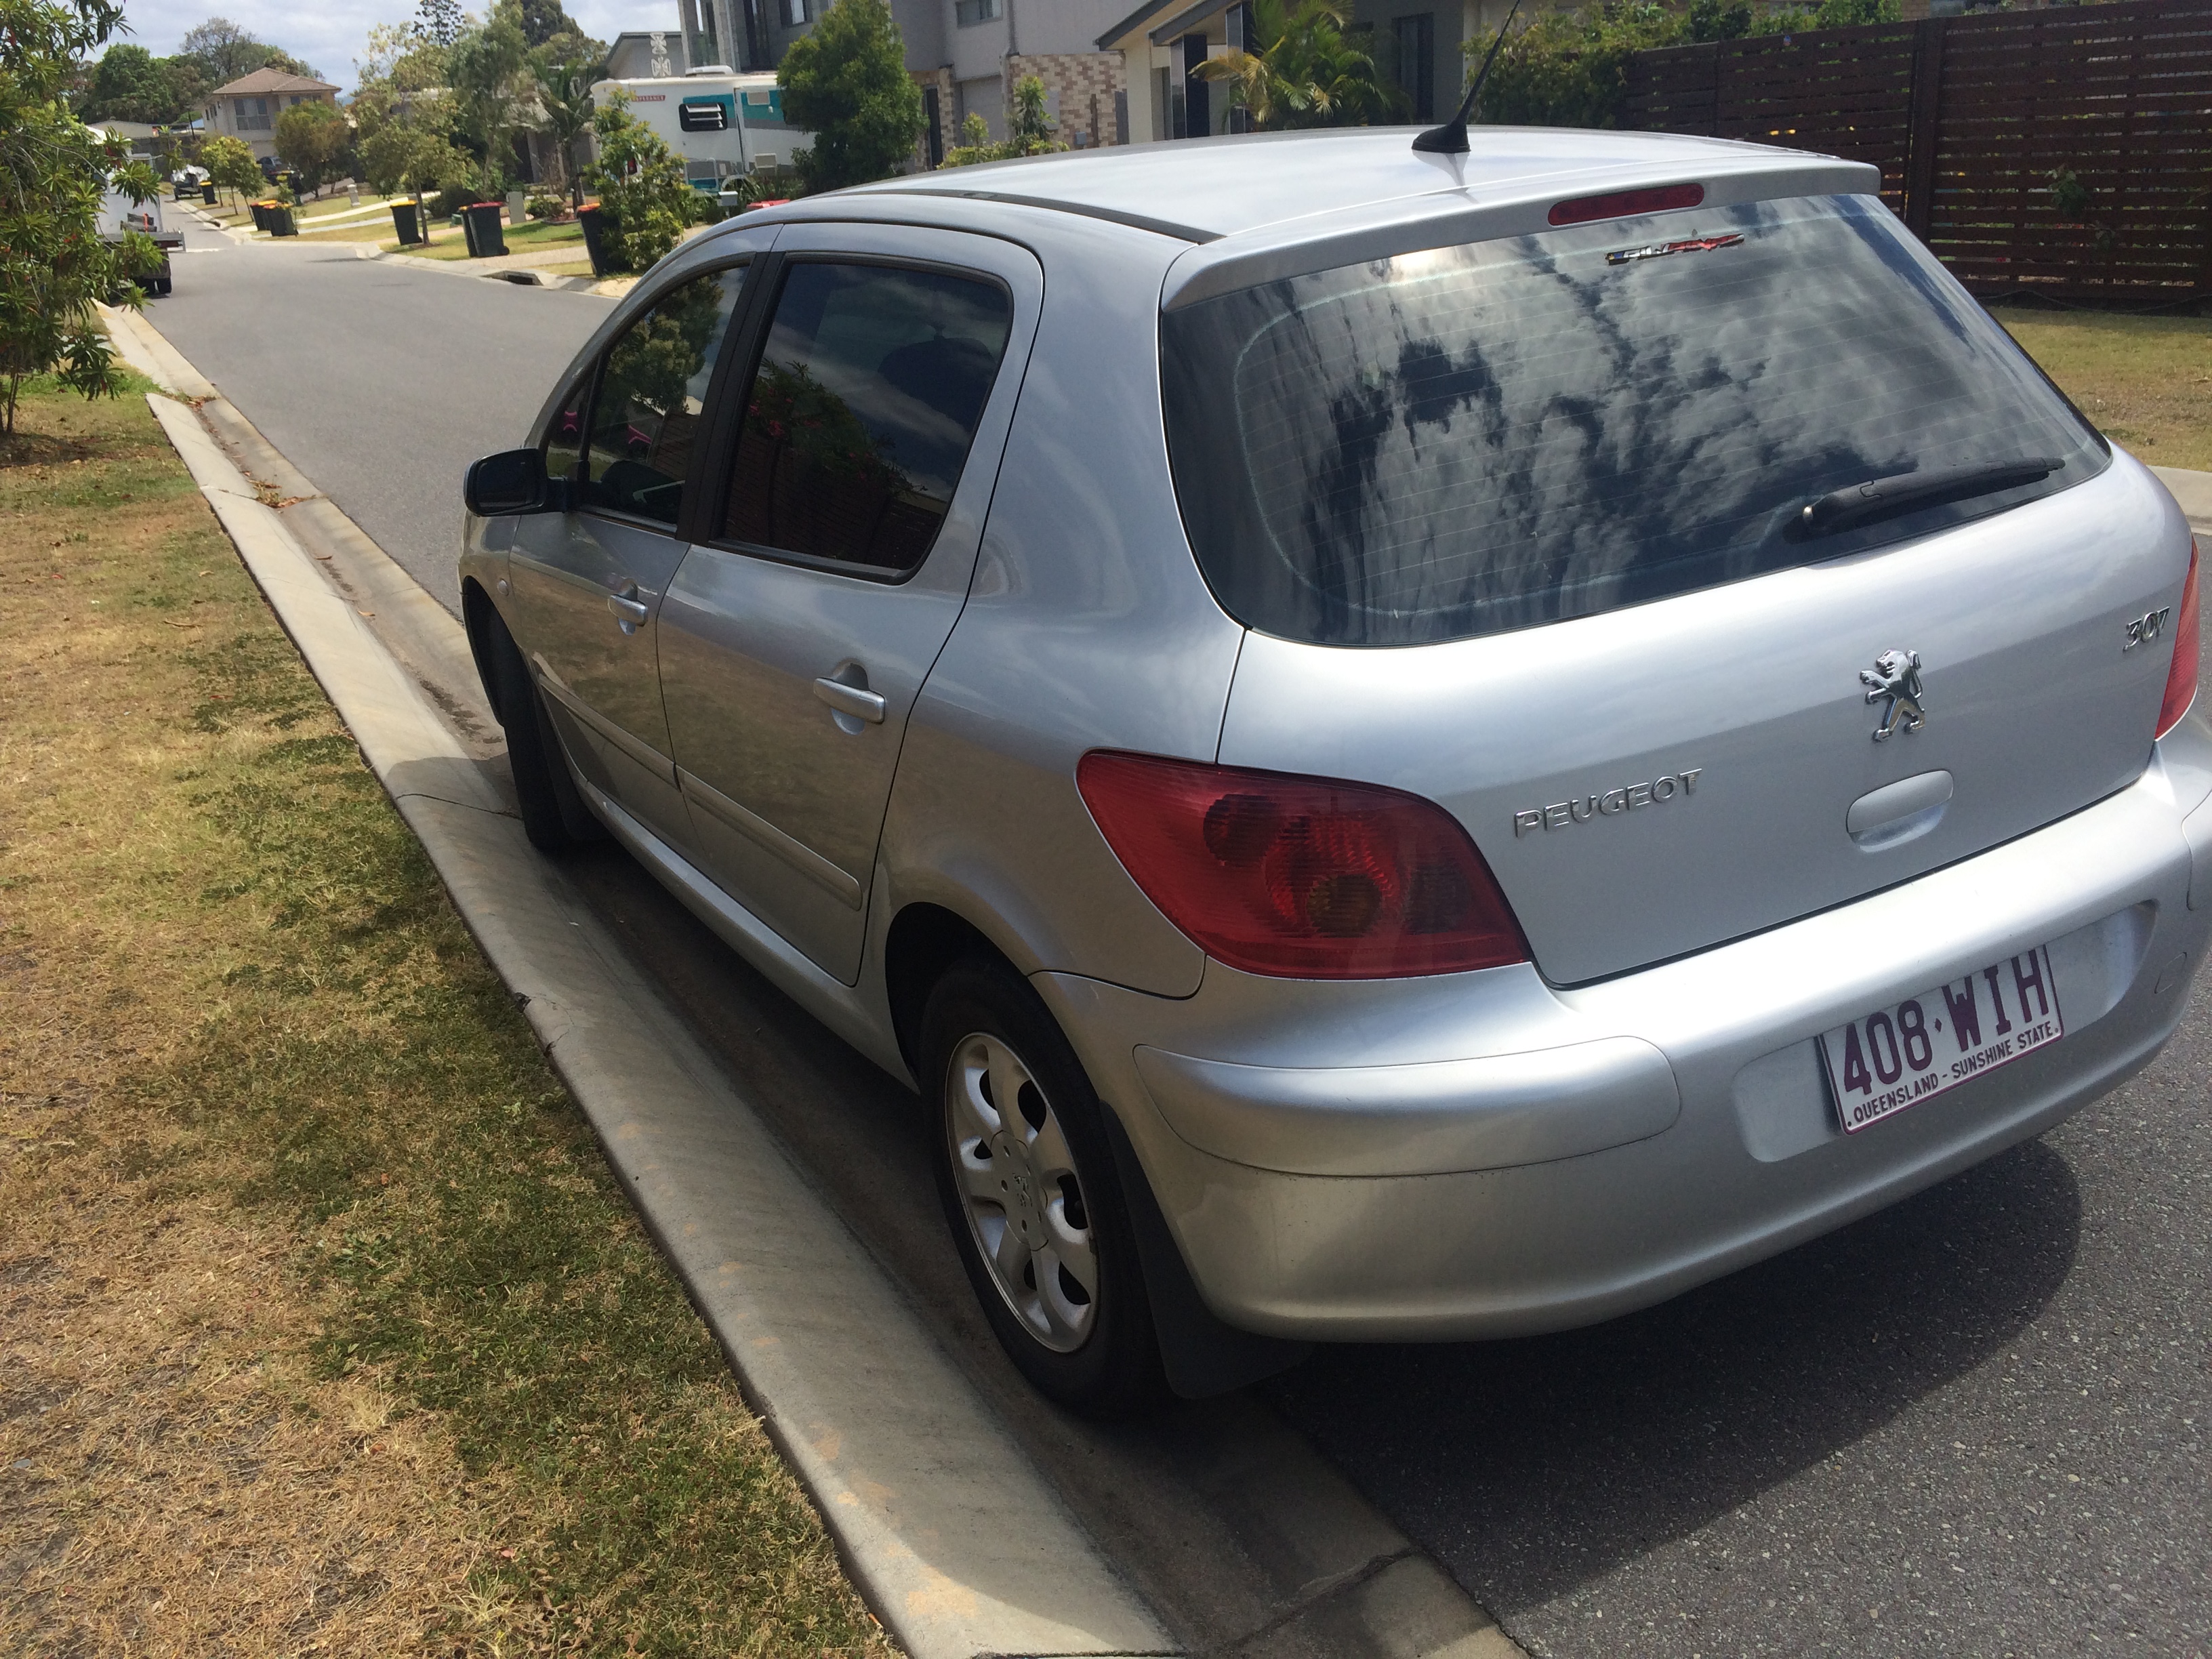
[1624,0,2212,303]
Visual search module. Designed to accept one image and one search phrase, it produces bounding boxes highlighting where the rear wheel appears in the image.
[483,605,602,853]
[923,960,1166,1416]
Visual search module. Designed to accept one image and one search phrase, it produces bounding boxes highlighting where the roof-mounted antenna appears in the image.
[1412,0,1522,155]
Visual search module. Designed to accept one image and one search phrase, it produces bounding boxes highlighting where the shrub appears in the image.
[1470,0,1898,129]
[581,88,698,272]
[939,77,1069,167]
[526,192,566,220]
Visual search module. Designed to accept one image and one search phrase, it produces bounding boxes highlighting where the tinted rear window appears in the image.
[1161,194,2108,647]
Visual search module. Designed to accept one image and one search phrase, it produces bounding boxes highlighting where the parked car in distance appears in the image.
[459,127,2211,1415]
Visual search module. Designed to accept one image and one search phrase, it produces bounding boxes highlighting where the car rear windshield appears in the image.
[1161,193,2108,648]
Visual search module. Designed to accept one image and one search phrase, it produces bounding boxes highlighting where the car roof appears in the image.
[834,127,1834,245]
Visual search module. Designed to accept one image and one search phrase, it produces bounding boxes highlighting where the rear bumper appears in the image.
[1038,721,2212,1342]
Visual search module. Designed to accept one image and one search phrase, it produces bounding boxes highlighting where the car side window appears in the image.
[544,373,589,481]
[721,261,1013,573]
[583,264,749,527]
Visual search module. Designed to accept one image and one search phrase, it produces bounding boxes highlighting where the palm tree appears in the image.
[1194,0,1406,130]
[531,49,605,207]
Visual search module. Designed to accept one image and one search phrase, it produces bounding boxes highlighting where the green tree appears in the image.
[581,87,698,272]
[415,0,464,48]
[529,45,606,207]
[200,131,264,202]
[447,3,530,196]
[178,16,266,83]
[939,76,1068,167]
[274,100,352,192]
[777,0,924,194]
[516,0,590,50]
[156,54,209,124]
[81,42,165,121]
[1,0,164,438]
[1194,0,1402,128]
[351,21,462,217]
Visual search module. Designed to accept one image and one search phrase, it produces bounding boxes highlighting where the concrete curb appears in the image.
[351,241,609,292]
[136,397,1174,1658]
[2152,465,2212,533]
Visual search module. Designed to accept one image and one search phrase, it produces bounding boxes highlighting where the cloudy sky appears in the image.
[115,1,683,93]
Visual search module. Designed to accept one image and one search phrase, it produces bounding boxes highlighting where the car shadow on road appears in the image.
[1263,1137,2081,1617]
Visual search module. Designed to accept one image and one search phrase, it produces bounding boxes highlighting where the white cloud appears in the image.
[115,0,682,94]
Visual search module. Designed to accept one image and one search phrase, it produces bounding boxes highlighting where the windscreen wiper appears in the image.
[1796,457,2064,538]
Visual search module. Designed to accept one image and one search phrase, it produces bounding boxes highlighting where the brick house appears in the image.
[203,68,341,163]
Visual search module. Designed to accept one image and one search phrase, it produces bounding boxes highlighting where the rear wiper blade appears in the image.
[1796,457,2064,538]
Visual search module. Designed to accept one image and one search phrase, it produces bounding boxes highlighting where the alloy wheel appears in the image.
[944,1030,1099,1353]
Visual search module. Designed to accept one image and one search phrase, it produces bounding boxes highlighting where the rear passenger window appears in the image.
[583,264,748,525]
[721,262,1012,573]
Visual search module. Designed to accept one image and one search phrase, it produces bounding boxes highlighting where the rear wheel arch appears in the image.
[884,903,1012,1080]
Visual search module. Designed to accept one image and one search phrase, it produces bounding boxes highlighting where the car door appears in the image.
[657,224,1044,983]
[507,250,762,847]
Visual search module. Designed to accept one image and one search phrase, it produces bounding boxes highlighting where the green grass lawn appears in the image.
[1999,308,2212,472]
[0,373,897,1658]
[396,217,586,262]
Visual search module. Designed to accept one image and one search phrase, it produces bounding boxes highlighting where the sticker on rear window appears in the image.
[1606,232,1743,266]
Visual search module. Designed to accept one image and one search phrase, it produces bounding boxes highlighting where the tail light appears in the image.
[1076,751,1530,979]
[2157,539,2200,739]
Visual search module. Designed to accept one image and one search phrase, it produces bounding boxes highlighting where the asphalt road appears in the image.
[148,210,611,612]
[142,219,2212,1658]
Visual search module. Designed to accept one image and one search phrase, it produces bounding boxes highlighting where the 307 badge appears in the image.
[1818,946,2064,1133]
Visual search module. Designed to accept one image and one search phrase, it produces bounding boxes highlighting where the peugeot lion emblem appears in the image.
[1860,649,1927,741]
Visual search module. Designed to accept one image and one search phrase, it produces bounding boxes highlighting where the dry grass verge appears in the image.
[0,377,896,1658]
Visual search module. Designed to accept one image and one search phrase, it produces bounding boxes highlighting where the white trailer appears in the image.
[590,70,812,197]
[97,186,182,297]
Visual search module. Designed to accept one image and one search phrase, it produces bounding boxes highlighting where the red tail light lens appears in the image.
[1548,182,1704,227]
[2157,540,2200,739]
[1077,752,1530,979]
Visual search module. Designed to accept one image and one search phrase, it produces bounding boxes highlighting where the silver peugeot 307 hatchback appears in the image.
[459,127,2212,1414]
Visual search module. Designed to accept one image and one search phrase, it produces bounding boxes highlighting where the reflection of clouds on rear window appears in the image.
[1166,194,2105,647]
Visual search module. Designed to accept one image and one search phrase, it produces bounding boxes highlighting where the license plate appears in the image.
[1818,946,2064,1134]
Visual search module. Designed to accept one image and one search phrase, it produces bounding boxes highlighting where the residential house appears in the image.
[660,0,1511,173]
[203,68,340,163]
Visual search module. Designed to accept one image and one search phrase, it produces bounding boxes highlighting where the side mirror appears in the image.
[464,448,567,517]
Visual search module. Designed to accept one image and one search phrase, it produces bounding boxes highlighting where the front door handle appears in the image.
[608,592,649,634]
[813,676,886,724]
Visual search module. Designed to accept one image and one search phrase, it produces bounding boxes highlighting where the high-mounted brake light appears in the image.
[1077,752,1530,979]
[1549,183,1705,227]
[2157,539,2200,739]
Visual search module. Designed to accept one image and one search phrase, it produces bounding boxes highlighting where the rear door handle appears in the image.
[608,592,649,634]
[813,677,886,724]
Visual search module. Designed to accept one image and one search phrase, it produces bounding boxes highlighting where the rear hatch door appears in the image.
[1171,192,2188,984]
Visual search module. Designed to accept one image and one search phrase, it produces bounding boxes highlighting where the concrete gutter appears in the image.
[108,301,1528,1659]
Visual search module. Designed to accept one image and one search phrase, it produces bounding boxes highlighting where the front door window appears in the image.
[583,266,750,527]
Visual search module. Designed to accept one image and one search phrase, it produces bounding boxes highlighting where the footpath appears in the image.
[100,304,1525,1659]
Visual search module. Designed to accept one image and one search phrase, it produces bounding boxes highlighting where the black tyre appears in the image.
[922,958,1166,1416]
[483,606,603,853]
